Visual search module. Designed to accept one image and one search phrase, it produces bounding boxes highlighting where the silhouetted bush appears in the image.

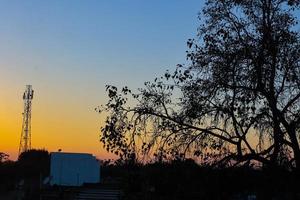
[17,149,50,178]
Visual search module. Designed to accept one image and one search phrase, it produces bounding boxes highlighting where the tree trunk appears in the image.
[287,125,300,170]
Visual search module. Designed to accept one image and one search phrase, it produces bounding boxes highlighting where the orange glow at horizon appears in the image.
[0,84,117,161]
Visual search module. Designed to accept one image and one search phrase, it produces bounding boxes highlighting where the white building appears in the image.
[50,152,100,186]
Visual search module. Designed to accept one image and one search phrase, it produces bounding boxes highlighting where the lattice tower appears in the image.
[18,85,34,156]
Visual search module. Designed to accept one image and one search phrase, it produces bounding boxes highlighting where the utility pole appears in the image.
[18,85,34,156]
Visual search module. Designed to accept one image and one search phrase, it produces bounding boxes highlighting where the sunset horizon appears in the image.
[2,1,300,199]
[0,0,203,161]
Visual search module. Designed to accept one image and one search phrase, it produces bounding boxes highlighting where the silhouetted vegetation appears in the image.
[0,150,50,199]
[0,153,16,193]
[99,0,300,170]
[1,151,300,199]
[101,159,300,200]
[17,149,50,178]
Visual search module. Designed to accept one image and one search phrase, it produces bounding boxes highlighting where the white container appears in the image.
[50,152,100,186]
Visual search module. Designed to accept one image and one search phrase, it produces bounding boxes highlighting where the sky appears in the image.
[0,0,204,160]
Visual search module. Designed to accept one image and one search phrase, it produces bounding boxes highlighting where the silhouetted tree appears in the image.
[17,149,50,177]
[99,0,300,170]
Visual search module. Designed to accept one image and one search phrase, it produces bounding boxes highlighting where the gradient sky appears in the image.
[0,0,204,160]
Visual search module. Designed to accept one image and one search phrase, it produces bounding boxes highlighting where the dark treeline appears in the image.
[102,159,300,200]
[1,150,300,199]
[0,150,50,199]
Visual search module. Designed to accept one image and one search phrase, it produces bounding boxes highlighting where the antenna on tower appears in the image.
[18,85,34,156]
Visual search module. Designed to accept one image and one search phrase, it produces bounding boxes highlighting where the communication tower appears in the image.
[18,85,34,156]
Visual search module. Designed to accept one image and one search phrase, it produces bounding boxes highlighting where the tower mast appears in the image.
[18,85,34,156]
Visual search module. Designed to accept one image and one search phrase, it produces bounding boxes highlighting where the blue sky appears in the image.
[0,0,205,159]
[0,0,204,88]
